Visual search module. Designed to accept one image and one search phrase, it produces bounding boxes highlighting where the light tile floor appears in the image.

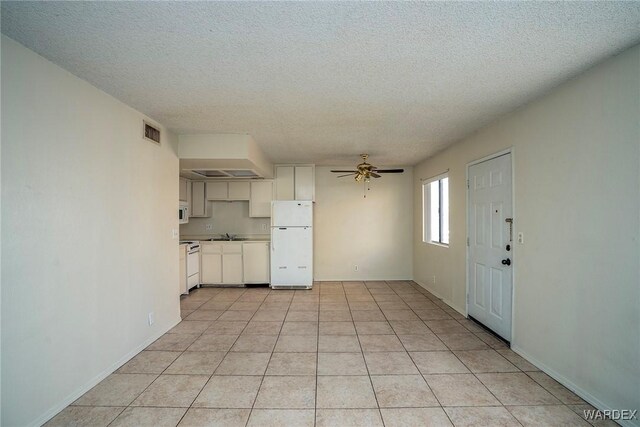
[47,281,610,426]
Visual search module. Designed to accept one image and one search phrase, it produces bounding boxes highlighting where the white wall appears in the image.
[180,201,270,238]
[315,166,413,281]
[1,36,181,426]
[413,45,640,418]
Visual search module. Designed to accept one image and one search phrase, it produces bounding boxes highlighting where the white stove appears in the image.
[180,241,200,293]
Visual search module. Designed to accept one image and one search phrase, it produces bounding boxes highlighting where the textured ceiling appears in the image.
[2,2,639,165]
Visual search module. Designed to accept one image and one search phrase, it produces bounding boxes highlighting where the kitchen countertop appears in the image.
[180,235,270,242]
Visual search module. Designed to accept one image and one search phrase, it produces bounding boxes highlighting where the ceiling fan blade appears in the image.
[337,173,357,178]
[375,169,404,173]
[331,170,357,173]
[370,172,381,178]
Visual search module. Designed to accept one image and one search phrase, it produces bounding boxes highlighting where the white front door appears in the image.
[468,153,513,341]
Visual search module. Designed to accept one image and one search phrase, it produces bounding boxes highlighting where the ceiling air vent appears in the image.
[143,120,161,145]
[224,170,259,178]
[192,170,229,178]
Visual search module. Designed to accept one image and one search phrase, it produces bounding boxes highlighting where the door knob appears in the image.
[501,258,511,266]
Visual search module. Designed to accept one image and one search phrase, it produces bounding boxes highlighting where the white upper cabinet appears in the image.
[206,182,228,200]
[275,165,315,201]
[228,181,251,200]
[250,180,273,217]
[294,166,314,201]
[275,166,295,200]
[191,181,207,217]
[206,181,251,201]
[179,177,188,202]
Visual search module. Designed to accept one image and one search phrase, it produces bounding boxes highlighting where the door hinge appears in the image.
[467,237,469,246]
[466,293,469,303]
[467,179,469,189]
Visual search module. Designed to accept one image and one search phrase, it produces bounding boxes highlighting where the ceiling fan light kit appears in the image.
[330,154,404,198]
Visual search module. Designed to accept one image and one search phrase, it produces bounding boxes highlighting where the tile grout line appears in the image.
[385,280,455,427]
[246,287,294,426]
[177,288,247,426]
[173,288,248,425]
[348,282,386,426]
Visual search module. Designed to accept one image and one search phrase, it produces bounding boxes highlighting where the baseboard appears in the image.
[29,315,182,427]
[511,344,639,427]
[313,276,413,282]
[413,280,467,316]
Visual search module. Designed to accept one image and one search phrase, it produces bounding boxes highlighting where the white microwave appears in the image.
[179,202,189,224]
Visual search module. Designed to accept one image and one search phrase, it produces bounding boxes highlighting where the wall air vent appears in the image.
[143,120,161,145]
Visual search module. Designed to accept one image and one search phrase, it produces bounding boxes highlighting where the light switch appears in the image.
[517,232,524,244]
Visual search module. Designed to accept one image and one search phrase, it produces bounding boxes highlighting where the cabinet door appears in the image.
[228,181,250,200]
[222,253,243,284]
[275,166,295,200]
[243,243,270,283]
[294,166,314,201]
[201,253,222,284]
[179,178,188,202]
[191,181,207,216]
[186,179,192,215]
[250,181,273,217]
[206,182,228,200]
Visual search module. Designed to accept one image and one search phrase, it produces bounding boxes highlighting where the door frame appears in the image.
[465,147,515,343]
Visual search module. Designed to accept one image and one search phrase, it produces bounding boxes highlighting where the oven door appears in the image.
[187,250,199,278]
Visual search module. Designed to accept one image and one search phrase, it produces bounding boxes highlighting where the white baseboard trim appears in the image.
[413,280,466,316]
[314,277,414,282]
[511,344,639,427]
[29,316,182,427]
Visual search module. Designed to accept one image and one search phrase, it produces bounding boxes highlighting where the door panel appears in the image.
[474,263,486,308]
[468,153,512,341]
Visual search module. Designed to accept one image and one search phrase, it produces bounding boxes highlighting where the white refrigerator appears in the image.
[270,201,313,289]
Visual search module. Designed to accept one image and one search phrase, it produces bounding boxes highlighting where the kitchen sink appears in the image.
[206,238,249,242]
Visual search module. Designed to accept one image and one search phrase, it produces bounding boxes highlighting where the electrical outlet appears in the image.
[517,232,524,244]
[171,229,178,239]
[354,265,359,271]
[261,223,268,232]
[205,224,213,231]
[148,312,155,326]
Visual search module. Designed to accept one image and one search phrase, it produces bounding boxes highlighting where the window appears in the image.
[423,174,449,245]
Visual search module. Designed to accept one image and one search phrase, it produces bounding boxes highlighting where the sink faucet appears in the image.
[225,233,236,241]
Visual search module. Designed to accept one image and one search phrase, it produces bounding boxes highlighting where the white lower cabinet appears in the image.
[201,253,222,284]
[243,242,270,284]
[222,254,243,284]
[199,241,270,285]
[200,242,243,285]
[222,243,243,284]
